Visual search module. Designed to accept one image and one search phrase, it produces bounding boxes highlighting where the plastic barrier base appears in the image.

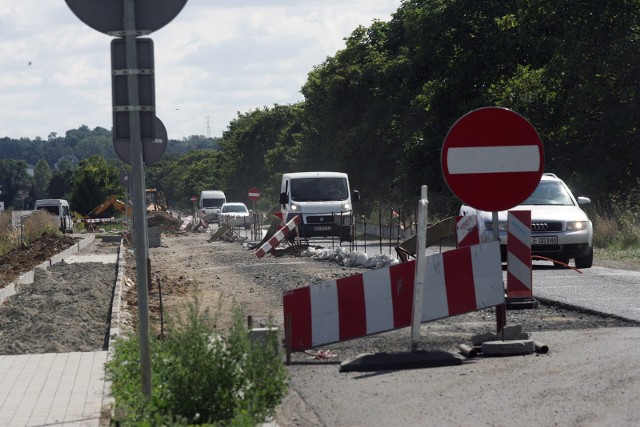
[339,350,464,372]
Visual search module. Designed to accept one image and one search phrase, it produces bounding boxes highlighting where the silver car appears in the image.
[460,173,593,268]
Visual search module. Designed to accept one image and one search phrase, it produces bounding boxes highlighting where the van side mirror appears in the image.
[279,192,288,205]
[351,190,360,202]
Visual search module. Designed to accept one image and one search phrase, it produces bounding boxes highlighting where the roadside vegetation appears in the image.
[589,192,640,263]
[105,301,287,426]
[0,210,61,256]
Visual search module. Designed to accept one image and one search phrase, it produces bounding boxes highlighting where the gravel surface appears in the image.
[0,237,118,355]
[2,230,639,426]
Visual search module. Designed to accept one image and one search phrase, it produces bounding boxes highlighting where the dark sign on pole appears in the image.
[114,116,168,165]
[65,0,188,35]
[111,38,156,144]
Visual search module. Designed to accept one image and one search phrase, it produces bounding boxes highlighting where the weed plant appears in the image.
[105,298,287,426]
[0,211,61,256]
[589,193,640,250]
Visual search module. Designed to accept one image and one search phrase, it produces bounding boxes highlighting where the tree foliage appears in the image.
[3,1,640,216]
[70,156,123,215]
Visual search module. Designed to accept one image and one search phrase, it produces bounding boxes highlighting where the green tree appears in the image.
[219,105,303,204]
[33,159,53,200]
[48,169,74,201]
[70,156,124,215]
[0,159,31,209]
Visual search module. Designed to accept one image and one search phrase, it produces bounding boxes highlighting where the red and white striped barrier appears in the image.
[283,240,504,351]
[75,217,116,224]
[455,214,480,247]
[256,215,301,258]
[506,210,533,298]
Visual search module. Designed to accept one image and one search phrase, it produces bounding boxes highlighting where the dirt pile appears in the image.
[147,211,183,234]
[0,233,78,286]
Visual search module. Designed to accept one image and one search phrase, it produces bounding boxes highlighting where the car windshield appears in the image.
[521,181,574,206]
[290,178,348,201]
[222,205,248,213]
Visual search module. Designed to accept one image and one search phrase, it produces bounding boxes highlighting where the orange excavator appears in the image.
[86,195,132,218]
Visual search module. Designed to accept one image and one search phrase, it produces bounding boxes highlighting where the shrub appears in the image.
[590,193,640,249]
[105,299,287,426]
[0,212,18,256]
[23,211,61,245]
[0,210,61,255]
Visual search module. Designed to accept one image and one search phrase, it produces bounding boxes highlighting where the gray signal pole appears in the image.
[123,0,152,397]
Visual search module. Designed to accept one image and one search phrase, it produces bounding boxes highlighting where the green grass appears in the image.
[105,298,287,426]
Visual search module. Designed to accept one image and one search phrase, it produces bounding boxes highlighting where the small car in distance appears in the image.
[459,173,593,268]
[219,202,251,229]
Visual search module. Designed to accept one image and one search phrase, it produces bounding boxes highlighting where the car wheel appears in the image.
[575,248,594,269]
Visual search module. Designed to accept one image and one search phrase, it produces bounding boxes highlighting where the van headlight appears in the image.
[567,221,587,231]
[290,203,300,211]
[342,202,351,211]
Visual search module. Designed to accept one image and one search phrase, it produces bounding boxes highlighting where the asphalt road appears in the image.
[217,227,640,426]
[277,259,640,427]
[533,264,640,322]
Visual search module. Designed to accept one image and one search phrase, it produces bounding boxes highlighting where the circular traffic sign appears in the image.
[248,187,261,201]
[190,196,197,202]
[114,116,168,165]
[65,0,188,35]
[441,107,544,212]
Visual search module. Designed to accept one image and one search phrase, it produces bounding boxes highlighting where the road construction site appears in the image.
[0,222,639,426]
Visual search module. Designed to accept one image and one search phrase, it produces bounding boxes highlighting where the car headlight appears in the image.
[290,203,300,211]
[567,221,588,231]
[342,202,351,211]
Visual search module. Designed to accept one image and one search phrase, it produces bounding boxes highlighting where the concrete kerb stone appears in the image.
[78,233,96,250]
[102,239,125,419]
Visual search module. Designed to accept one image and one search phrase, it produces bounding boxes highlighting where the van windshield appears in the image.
[203,199,225,208]
[36,206,59,215]
[290,178,348,202]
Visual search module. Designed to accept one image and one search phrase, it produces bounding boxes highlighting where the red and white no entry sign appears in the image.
[441,107,544,212]
[190,195,197,202]
[248,187,261,201]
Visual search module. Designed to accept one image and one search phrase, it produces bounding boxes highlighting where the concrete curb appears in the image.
[102,239,125,418]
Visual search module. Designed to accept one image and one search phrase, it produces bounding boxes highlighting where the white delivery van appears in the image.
[199,190,226,223]
[34,199,74,233]
[279,172,360,242]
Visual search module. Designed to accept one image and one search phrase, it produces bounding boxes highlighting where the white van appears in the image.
[199,190,226,223]
[279,172,359,241]
[34,199,74,233]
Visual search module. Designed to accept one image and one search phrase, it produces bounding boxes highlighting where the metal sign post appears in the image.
[123,0,152,397]
[65,0,187,397]
[410,185,428,351]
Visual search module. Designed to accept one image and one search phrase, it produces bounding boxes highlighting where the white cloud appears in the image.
[0,0,401,140]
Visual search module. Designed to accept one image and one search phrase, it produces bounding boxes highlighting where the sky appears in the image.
[0,0,402,141]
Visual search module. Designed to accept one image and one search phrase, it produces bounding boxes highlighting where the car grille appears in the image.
[307,215,335,224]
[531,221,563,232]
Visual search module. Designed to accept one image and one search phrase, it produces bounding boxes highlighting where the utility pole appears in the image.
[206,115,211,138]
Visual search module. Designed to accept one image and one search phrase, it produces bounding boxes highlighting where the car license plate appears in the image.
[532,236,558,245]
[314,225,332,231]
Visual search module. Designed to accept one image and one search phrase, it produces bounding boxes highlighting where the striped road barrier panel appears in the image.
[454,214,480,247]
[255,215,301,258]
[506,210,534,299]
[74,217,116,224]
[283,240,504,351]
